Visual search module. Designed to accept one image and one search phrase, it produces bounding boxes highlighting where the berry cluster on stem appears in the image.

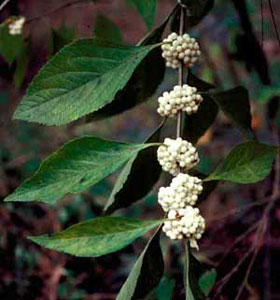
[157,6,205,250]
[8,16,25,35]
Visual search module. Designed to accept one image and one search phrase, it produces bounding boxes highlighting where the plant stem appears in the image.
[0,0,10,11]
[176,6,186,138]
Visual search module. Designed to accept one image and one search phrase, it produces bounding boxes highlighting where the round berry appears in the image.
[162,206,205,249]
[158,173,203,212]
[157,138,199,175]
[161,32,201,69]
[157,85,203,118]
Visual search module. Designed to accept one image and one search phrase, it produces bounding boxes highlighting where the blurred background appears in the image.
[0,0,280,299]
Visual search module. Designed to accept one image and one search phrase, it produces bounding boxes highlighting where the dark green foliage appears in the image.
[0,21,24,65]
[88,46,165,120]
[206,141,278,183]
[5,137,154,203]
[104,122,163,214]
[183,72,218,144]
[184,244,206,300]
[116,228,164,300]
[209,86,255,139]
[130,0,156,30]
[198,269,217,296]
[51,24,75,54]
[94,14,123,43]
[13,39,158,125]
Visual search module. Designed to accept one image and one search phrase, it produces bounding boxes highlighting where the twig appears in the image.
[217,222,259,266]
[263,227,271,300]
[261,0,264,46]
[0,0,10,11]
[229,148,280,300]
[272,126,280,197]
[215,247,254,295]
[48,266,65,300]
[233,216,267,300]
[207,198,268,224]
[216,185,278,298]
[176,6,186,139]
[268,0,280,47]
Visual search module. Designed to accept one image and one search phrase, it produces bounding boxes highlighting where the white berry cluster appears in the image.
[157,137,199,176]
[158,173,203,212]
[8,17,25,35]
[161,32,201,69]
[157,85,203,118]
[162,207,205,249]
[157,30,205,249]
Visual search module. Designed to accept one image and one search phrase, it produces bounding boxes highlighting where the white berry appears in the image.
[157,138,199,176]
[162,206,205,249]
[8,16,25,35]
[158,173,203,212]
[157,84,203,118]
[161,32,200,69]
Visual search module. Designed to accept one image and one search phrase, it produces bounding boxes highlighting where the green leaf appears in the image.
[188,0,215,25]
[29,217,162,257]
[209,87,255,139]
[171,0,214,30]
[88,46,165,120]
[187,72,216,92]
[184,243,206,300]
[94,14,123,44]
[189,170,217,204]
[0,21,24,65]
[131,0,156,30]
[138,4,178,46]
[5,137,155,203]
[14,44,29,89]
[183,73,217,144]
[183,96,218,145]
[198,269,217,297]
[205,141,278,184]
[104,123,163,214]
[51,24,75,54]
[155,277,175,300]
[13,38,158,125]
[116,228,164,300]
[86,5,176,121]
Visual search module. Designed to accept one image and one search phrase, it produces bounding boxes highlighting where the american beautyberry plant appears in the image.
[4,0,279,299]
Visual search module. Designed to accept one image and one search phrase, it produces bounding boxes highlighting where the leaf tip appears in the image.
[3,196,12,202]
[28,235,46,246]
